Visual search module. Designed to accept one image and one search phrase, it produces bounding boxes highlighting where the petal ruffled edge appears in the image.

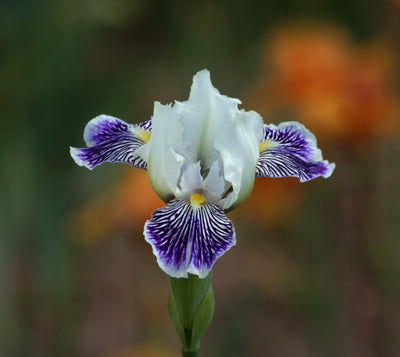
[255,122,335,182]
[144,199,236,278]
[70,115,151,170]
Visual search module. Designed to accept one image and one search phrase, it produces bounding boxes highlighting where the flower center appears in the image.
[190,192,206,209]
[133,126,151,143]
[259,139,276,152]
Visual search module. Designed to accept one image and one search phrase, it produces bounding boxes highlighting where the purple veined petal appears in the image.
[255,122,335,182]
[70,115,152,170]
[144,198,236,278]
[83,114,152,146]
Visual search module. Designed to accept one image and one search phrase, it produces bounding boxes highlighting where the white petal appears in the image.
[139,69,264,209]
[178,161,203,198]
[137,102,185,202]
[174,69,243,169]
[203,161,226,202]
[217,110,264,210]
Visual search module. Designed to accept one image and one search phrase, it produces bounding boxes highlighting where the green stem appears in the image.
[168,273,215,356]
[182,348,199,357]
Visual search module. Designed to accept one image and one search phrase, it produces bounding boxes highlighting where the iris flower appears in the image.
[70,69,334,279]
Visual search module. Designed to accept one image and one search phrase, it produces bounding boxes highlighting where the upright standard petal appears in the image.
[178,70,263,209]
[144,198,236,278]
[216,110,263,210]
[137,103,186,202]
[255,122,335,181]
[70,115,151,170]
[142,69,263,209]
[174,69,243,168]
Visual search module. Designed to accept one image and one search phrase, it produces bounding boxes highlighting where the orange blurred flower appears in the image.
[68,169,164,245]
[246,24,400,146]
[242,23,400,225]
[232,177,305,228]
[115,169,165,231]
[69,25,399,237]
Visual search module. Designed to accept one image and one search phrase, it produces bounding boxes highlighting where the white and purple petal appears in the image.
[144,199,236,278]
[70,115,151,170]
[255,122,335,182]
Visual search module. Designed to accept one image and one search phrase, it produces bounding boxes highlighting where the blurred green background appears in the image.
[1,0,400,356]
